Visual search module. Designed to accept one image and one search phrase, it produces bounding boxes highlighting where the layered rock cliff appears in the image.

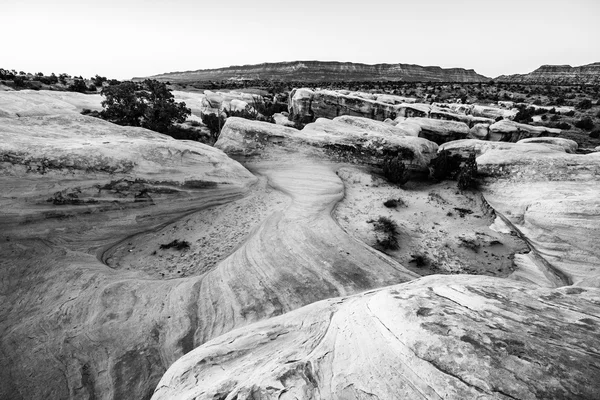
[496,62,600,85]
[143,61,490,83]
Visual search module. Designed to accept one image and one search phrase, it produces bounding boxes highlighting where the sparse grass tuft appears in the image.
[371,216,399,250]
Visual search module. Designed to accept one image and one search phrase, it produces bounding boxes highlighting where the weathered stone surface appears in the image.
[441,139,600,287]
[497,62,600,85]
[332,115,412,136]
[430,109,494,127]
[153,275,600,400]
[217,117,438,172]
[0,89,102,117]
[409,117,470,144]
[488,119,562,142]
[471,105,518,120]
[468,123,489,140]
[288,88,314,121]
[517,137,579,153]
[273,112,295,127]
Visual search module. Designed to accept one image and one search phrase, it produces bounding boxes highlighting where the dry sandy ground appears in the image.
[333,166,528,277]
[103,174,289,279]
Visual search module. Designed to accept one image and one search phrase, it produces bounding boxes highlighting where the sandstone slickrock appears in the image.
[488,119,562,142]
[1,93,420,399]
[517,137,579,153]
[0,89,103,117]
[441,139,600,287]
[408,117,470,144]
[143,61,490,83]
[152,275,600,400]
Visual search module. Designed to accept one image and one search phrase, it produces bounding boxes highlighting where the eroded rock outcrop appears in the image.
[153,275,600,400]
[488,119,562,142]
[441,139,600,287]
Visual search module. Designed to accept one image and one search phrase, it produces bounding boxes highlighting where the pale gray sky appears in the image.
[3,0,599,80]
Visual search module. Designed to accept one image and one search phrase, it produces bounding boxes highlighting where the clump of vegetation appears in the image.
[201,113,226,141]
[410,253,429,267]
[371,216,399,250]
[575,117,595,131]
[159,239,190,250]
[100,79,191,134]
[430,149,462,181]
[457,153,478,190]
[382,155,410,185]
[576,99,593,110]
[383,198,406,208]
[554,122,571,130]
[590,130,600,139]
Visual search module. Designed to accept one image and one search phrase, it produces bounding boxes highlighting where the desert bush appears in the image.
[69,79,88,93]
[201,113,226,141]
[430,149,462,180]
[159,239,190,250]
[575,117,595,131]
[513,106,535,123]
[457,153,478,190]
[577,99,593,110]
[383,198,406,208]
[410,253,429,267]
[565,110,575,117]
[555,122,571,130]
[87,84,97,92]
[92,74,107,87]
[382,155,410,185]
[100,79,191,133]
[590,130,600,139]
[371,216,399,250]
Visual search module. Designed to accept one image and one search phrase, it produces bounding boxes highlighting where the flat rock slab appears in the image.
[153,275,600,400]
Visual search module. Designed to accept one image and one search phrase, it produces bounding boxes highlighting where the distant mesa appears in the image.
[496,62,600,85]
[138,61,490,83]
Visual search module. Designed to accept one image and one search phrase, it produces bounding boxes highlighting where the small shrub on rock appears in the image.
[457,153,478,190]
[382,155,410,185]
[371,216,399,250]
[575,117,595,131]
[430,149,462,181]
[555,122,571,130]
[590,130,600,139]
[159,239,190,250]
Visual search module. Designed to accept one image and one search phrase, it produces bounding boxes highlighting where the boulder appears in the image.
[217,117,439,172]
[0,89,102,117]
[471,105,518,120]
[517,137,578,153]
[288,88,314,122]
[152,275,600,400]
[273,112,295,127]
[468,123,489,140]
[395,102,431,118]
[408,117,470,144]
[488,119,562,142]
[430,109,494,127]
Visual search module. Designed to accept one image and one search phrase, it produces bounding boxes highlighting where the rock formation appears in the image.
[488,120,562,142]
[496,62,600,85]
[2,90,600,400]
[153,275,600,400]
[142,61,490,83]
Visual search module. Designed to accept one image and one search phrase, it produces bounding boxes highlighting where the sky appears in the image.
[3,0,599,80]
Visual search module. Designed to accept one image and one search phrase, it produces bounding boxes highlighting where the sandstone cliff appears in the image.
[143,61,490,83]
[496,62,600,85]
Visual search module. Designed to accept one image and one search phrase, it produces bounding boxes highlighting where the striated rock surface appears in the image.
[497,62,600,85]
[441,139,600,287]
[409,117,470,144]
[143,60,490,83]
[488,119,562,142]
[153,275,600,400]
[217,117,438,172]
[517,137,578,153]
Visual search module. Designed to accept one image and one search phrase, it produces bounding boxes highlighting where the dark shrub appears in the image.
[159,239,190,250]
[457,153,478,190]
[577,99,593,110]
[430,149,462,180]
[383,198,406,208]
[382,155,410,185]
[555,122,571,130]
[371,216,399,250]
[565,110,575,117]
[69,79,88,93]
[575,117,595,131]
[100,79,191,133]
[590,130,600,139]
[201,113,226,141]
